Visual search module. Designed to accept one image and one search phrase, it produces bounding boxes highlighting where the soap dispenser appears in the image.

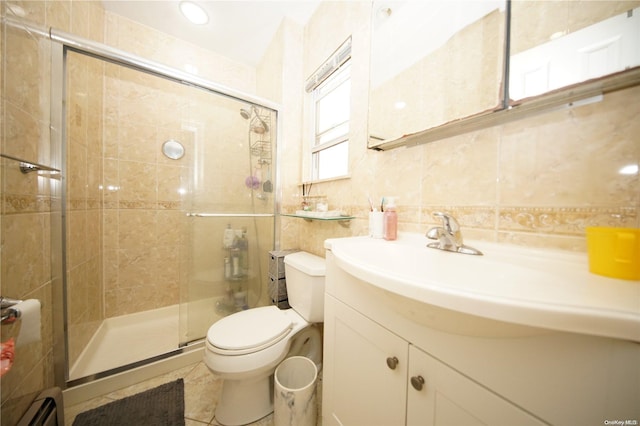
[383,197,397,241]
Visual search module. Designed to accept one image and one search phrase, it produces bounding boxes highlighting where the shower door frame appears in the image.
[48,26,283,388]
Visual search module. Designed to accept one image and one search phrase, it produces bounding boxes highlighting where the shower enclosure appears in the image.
[1,16,279,386]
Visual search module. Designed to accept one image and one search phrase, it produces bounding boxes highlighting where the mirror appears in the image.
[368,0,507,147]
[509,1,640,101]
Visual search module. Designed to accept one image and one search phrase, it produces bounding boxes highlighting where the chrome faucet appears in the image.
[426,212,482,255]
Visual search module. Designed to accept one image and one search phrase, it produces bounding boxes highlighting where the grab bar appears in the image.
[186,213,274,218]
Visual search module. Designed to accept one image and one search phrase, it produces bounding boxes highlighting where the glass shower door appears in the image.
[65,49,196,379]
[180,104,276,345]
[63,46,276,380]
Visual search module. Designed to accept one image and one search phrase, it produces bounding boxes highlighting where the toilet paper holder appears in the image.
[1,297,24,324]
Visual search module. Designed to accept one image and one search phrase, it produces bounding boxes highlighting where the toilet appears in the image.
[204,251,325,426]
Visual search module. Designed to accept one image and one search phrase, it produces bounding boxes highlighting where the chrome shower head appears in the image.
[240,108,251,119]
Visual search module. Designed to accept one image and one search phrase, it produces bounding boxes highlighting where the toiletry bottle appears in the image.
[224,257,231,280]
[231,248,240,277]
[238,228,248,275]
[383,197,398,241]
[223,224,235,249]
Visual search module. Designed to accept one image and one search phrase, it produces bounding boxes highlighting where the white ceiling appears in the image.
[101,1,321,66]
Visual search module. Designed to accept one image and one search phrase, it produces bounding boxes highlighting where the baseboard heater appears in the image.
[17,387,64,426]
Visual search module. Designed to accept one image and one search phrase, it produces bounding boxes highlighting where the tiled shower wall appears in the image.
[67,7,272,362]
[2,0,269,416]
[100,62,192,319]
[98,4,266,326]
[1,1,104,423]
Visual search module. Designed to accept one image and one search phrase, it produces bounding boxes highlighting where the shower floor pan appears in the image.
[69,305,179,380]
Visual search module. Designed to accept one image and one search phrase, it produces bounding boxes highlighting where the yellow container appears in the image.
[586,227,640,281]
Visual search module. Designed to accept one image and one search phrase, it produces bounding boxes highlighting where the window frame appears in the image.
[309,60,351,181]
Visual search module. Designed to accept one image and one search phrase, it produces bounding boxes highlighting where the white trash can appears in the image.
[274,356,318,426]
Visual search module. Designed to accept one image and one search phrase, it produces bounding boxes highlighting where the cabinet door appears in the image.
[407,345,546,426]
[324,295,408,426]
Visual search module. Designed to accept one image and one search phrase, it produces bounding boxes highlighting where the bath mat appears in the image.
[72,379,185,426]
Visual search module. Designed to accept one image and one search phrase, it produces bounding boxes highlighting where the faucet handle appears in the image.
[426,227,440,240]
[432,212,459,234]
[426,212,483,255]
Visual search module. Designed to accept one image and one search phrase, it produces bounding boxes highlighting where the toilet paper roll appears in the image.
[15,299,41,347]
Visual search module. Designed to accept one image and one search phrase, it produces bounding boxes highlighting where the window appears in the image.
[306,38,351,181]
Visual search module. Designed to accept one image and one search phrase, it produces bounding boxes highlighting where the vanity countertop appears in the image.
[325,234,640,342]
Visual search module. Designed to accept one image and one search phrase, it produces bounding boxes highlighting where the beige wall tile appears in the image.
[157,164,185,203]
[118,210,157,250]
[66,209,87,269]
[1,212,48,296]
[118,160,157,204]
[423,128,499,206]
[5,0,46,24]
[116,121,157,163]
[4,102,42,165]
[500,87,640,208]
[46,0,71,31]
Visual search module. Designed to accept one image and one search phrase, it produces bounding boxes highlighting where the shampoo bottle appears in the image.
[223,224,235,249]
[383,197,398,241]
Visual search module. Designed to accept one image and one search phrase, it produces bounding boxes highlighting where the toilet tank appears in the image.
[283,252,326,322]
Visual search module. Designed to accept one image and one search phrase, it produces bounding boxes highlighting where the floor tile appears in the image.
[64,361,321,426]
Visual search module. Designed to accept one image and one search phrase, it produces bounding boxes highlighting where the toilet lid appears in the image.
[207,306,293,352]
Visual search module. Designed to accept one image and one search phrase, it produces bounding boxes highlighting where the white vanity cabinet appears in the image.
[324,295,544,426]
[322,244,640,426]
[406,345,543,426]
[324,295,407,426]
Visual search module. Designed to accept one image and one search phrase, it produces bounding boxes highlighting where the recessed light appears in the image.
[180,1,209,25]
[394,101,407,110]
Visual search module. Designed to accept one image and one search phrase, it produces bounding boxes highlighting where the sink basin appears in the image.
[325,233,640,342]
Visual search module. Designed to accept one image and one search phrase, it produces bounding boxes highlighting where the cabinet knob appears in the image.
[386,356,399,370]
[411,375,425,391]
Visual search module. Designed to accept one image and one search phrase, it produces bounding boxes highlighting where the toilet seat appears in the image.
[207,306,293,355]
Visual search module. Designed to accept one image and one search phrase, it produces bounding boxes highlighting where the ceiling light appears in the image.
[394,101,407,110]
[180,1,209,25]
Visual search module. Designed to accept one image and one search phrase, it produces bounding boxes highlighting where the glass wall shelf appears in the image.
[281,213,355,224]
